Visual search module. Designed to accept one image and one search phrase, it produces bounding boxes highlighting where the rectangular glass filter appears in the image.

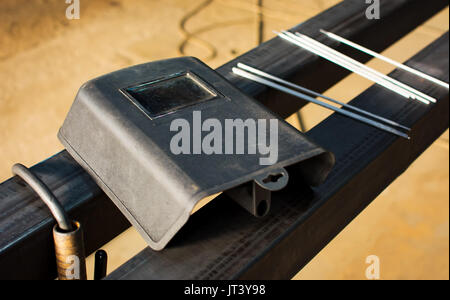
[123,72,218,118]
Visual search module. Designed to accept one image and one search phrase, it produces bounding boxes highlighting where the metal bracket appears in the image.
[226,168,289,217]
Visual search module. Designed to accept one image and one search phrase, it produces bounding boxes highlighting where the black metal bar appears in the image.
[0,0,447,280]
[107,32,449,280]
[94,250,108,280]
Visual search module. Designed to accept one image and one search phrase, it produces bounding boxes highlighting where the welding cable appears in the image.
[178,0,217,60]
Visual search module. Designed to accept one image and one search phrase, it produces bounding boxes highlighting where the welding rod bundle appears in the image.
[232,63,411,139]
[233,28,450,138]
[319,29,449,90]
[276,31,441,105]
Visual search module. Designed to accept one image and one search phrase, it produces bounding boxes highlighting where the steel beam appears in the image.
[0,0,447,279]
[107,32,449,279]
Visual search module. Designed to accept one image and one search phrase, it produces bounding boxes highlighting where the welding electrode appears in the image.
[320,29,449,89]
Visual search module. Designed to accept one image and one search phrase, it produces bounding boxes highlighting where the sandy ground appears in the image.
[0,0,448,279]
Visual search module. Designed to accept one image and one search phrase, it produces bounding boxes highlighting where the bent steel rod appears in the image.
[12,163,87,280]
[12,163,73,231]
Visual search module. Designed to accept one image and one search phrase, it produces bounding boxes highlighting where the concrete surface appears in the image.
[0,0,448,280]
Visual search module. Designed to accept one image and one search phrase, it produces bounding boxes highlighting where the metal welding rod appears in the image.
[291,31,435,103]
[232,67,410,139]
[276,31,418,102]
[292,32,437,104]
[277,31,434,104]
[320,29,449,89]
[237,63,410,131]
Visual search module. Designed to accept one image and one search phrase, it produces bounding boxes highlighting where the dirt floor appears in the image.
[0,0,448,279]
